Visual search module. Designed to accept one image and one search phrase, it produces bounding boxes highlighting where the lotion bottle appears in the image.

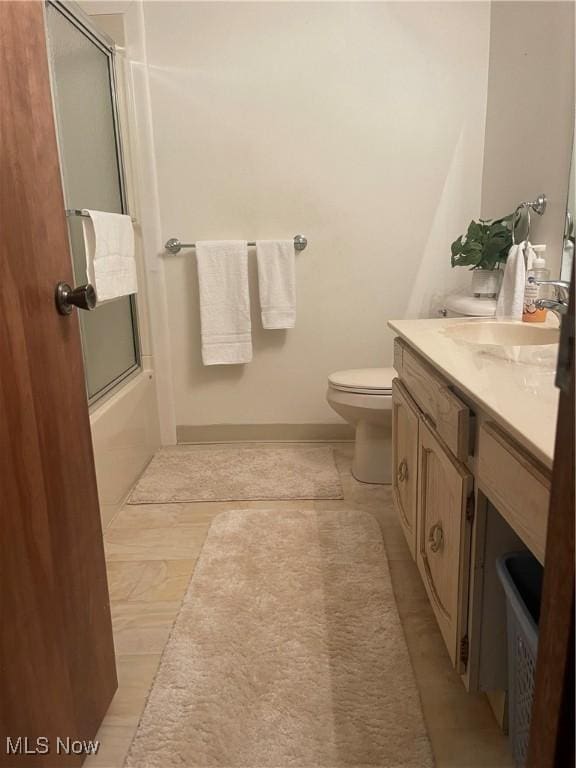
[522,245,549,323]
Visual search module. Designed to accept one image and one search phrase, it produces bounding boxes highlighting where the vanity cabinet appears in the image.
[390,324,553,704]
[392,338,474,672]
[478,422,550,564]
[416,419,473,671]
[392,381,419,558]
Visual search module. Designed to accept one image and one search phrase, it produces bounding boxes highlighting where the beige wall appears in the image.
[140,1,490,429]
[481,1,575,277]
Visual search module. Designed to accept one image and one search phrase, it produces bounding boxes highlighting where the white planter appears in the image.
[471,269,501,298]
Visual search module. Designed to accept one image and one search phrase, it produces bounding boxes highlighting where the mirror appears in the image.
[562,119,575,282]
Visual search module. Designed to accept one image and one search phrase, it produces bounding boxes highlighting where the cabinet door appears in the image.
[392,379,420,559]
[416,419,474,671]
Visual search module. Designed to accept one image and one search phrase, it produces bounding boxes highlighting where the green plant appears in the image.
[451,215,513,270]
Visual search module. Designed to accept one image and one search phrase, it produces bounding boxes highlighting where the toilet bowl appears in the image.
[326,368,394,485]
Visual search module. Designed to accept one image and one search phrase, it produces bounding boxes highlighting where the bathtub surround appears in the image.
[85,9,164,529]
[91,372,162,528]
[196,240,252,365]
[256,240,297,329]
[128,445,343,503]
[113,4,177,445]
[125,508,434,768]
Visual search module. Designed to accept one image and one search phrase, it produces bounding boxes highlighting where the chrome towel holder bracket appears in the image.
[164,234,308,255]
[511,193,547,244]
[65,208,137,224]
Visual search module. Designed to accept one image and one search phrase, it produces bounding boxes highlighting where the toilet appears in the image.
[326,368,395,485]
[443,294,497,318]
[326,294,493,485]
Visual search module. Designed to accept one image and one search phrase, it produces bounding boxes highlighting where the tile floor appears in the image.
[86,442,514,768]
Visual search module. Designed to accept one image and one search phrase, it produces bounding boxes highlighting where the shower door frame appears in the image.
[45,0,142,406]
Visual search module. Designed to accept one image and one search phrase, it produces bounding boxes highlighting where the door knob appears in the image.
[55,282,97,315]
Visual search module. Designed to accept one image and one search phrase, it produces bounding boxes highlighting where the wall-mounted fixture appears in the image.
[66,208,137,224]
[511,193,547,244]
[164,234,308,255]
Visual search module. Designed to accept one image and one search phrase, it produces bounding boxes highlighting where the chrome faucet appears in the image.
[535,280,570,320]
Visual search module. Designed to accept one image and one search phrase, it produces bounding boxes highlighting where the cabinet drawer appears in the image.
[417,419,473,671]
[392,379,420,559]
[478,423,550,564]
[394,339,469,461]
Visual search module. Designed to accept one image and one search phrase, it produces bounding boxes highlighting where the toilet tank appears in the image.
[442,294,497,318]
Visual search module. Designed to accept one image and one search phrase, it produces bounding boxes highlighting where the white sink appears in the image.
[445,322,559,347]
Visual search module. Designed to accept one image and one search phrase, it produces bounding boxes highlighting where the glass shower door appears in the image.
[46,2,140,402]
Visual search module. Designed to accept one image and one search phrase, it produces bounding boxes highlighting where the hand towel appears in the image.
[82,210,137,302]
[196,241,252,365]
[495,241,534,319]
[256,240,296,329]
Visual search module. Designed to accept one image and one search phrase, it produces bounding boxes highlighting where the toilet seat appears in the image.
[328,367,394,395]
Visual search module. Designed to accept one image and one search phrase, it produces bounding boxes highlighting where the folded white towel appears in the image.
[256,240,296,329]
[196,241,252,365]
[496,241,534,319]
[82,210,137,303]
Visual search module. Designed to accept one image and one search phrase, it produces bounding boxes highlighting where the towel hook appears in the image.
[511,193,547,245]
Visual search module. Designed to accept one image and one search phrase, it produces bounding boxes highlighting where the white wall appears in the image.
[136,1,490,431]
[481,1,575,278]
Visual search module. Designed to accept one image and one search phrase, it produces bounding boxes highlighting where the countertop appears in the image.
[388,317,559,469]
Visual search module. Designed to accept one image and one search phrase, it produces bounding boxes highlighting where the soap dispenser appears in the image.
[522,245,549,323]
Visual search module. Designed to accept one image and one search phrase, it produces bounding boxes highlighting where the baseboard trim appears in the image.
[176,423,355,444]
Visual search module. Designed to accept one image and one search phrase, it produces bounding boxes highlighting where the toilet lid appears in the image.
[328,367,395,394]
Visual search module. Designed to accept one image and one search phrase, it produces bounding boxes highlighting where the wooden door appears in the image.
[527,262,574,767]
[392,379,420,559]
[416,420,473,671]
[0,3,117,765]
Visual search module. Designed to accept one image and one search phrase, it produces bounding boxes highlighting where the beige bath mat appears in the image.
[125,509,433,767]
[128,445,343,503]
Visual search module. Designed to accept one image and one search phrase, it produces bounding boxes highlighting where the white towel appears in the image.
[256,240,296,329]
[196,241,252,365]
[495,241,534,319]
[82,210,137,302]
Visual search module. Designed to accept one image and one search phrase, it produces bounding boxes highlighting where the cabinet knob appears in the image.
[397,459,409,483]
[428,522,444,553]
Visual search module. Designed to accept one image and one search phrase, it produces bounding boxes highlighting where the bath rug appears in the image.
[128,445,343,503]
[125,509,434,767]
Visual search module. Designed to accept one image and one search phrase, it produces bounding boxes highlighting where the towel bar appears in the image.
[164,235,308,255]
[66,208,137,224]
